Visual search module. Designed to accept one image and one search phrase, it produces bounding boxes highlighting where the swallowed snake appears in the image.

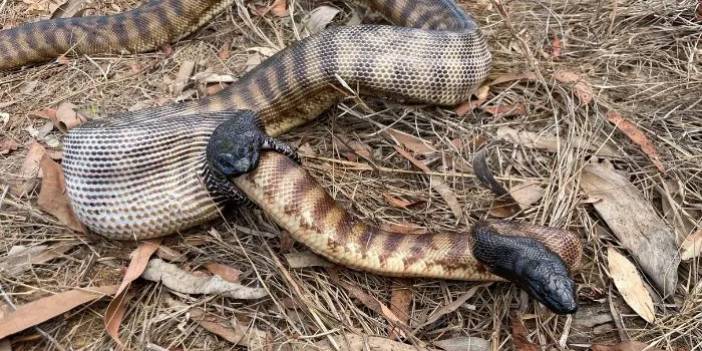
[1,0,583,313]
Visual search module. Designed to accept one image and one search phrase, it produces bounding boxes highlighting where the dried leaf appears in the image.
[581,161,679,296]
[393,146,462,219]
[37,154,85,232]
[284,251,333,268]
[0,285,117,339]
[329,272,406,337]
[592,341,664,351]
[29,108,57,120]
[305,5,340,34]
[435,336,490,351]
[680,229,702,261]
[270,0,287,17]
[105,240,161,348]
[11,142,45,196]
[551,35,562,59]
[0,139,18,155]
[481,102,526,117]
[386,128,436,155]
[421,284,487,327]
[55,102,87,132]
[172,60,195,95]
[204,262,242,283]
[0,243,76,275]
[511,313,539,351]
[510,180,545,209]
[382,193,417,209]
[607,247,656,323]
[156,246,187,263]
[554,69,594,105]
[495,126,621,157]
[141,258,267,299]
[605,111,665,173]
[489,72,538,86]
[388,282,411,339]
[455,84,490,116]
[309,333,420,351]
[167,298,270,348]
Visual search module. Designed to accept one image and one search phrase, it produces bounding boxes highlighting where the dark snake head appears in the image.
[206,111,265,178]
[472,223,578,314]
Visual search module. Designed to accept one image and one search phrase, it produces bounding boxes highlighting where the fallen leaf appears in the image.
[56,54,71,65]
[489,72,538,86]
[141,258,267,299]
[270,0,287,17]
[511,313,539,351]
[308,333,420,351]
[592,341,664,351]
[382,193,417,209]
[37,154,85,232]
[204,262,242,283]
[0,139,18,155]
[29,108,57,120]
[606,111,665,173]
[55,102,87,132]
[554,69,594,105]
[435,336,491,351]
[305,5,340,34]
[12,142,45,196]
[420,284,487,327]
[393,146,462,219]
[680,229,702,261]
[172,60,195,95]
[607,247,656,323]
[105,240,161,348]
[386,128,436,155]
[156,246,187,262]
[495,126,621,157]
[380,222,428,235]
[510,180,545,209]
[551,35,562,59]
[0,243,77,275]
[167,298,270,348]
[0,285,117,339]
[580,161,679,296]
[388,282,412,339]
[481,102,526,117]
[471,147,520,217]
[455,84,490,116]
[328,271,407,338]
[284,251,333,269]
[217,45,231,60]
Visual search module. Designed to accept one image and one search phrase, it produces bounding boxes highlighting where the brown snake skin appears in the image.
[235,152,582,280]
[1,0,582,283]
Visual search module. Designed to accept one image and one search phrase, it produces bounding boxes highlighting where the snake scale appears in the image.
[1,0,583,313]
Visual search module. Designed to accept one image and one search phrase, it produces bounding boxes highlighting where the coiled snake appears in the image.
[1,0,583,313]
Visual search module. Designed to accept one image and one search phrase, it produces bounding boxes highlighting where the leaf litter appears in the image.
[1,0,701,349]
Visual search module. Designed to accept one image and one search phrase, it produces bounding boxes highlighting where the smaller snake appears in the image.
[206,113,582,314]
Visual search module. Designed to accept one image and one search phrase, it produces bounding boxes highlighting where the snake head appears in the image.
[206,111,265,178]
[512,256,577,314]
[472,223,578,314]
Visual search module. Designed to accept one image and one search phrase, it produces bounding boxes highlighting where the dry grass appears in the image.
[1,0,701,350]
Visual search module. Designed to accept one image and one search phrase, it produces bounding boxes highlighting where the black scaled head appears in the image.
[472,223,578,314]
[206,110,265,178]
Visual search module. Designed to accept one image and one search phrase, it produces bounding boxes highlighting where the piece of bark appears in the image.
[580,161,679,296]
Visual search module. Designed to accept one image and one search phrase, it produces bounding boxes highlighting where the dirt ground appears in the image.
[0,0,701,350]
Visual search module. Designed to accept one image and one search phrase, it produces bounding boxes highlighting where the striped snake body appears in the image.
[1,0,583,313]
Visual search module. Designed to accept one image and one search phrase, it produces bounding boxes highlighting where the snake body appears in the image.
[2,0,583,313]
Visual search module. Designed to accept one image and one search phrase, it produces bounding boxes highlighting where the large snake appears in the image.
[1,0,583,313]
